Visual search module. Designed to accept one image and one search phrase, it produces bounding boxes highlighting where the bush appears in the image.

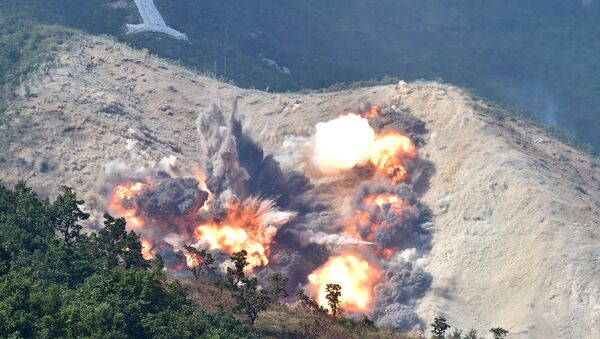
[0,182,252,338]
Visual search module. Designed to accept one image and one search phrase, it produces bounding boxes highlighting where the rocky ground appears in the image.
[1,35,598,338]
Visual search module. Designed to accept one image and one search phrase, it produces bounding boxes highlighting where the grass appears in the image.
[179,278,413,339]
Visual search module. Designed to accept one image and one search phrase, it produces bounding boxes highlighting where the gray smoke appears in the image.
[101,99,435,331]
[361,102,428,148]
[129,177,209,220]
[352,182,429,250]
[373,259,432,329]
[293,229,373,247]
[196,102,250,199]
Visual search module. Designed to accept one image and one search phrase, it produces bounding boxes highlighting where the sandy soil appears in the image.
[1,35,598,338]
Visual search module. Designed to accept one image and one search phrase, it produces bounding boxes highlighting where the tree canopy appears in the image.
[0,182,253,338]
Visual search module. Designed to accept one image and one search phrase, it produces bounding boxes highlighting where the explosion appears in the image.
[311,113,375,174]
[308,254,381,314]
[310,113,416,184]
[351,193,407,243]
[108,180,293,271]
[141,239,155,260]
[194,198,295,270]
[370,133,417,184]
[102,101,431,330]
[109,182,150,230]
[362,105,381,118]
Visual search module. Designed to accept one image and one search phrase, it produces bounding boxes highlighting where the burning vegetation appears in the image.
[103,101,433,330]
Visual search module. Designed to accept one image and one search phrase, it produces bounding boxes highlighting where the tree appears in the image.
[325,283,342,317]
[50,186,89,246]
[490,327,508,339]
[98,213,148,269]
[464,329,482,339]
[295,288,328,315]
[431,314,451,339]
[0,183,255,337]
[234,277,272,325]
[121,230,148,269]
[269,272,289,299]
[447,329,463,339]
[181,245,215,279]
[151,253,165,271]
[226,250,248,286]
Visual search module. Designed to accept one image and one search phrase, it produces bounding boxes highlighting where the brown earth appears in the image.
[1,35,598,338]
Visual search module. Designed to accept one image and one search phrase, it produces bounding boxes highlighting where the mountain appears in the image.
[1,35,598,338]
[2,0,600,153]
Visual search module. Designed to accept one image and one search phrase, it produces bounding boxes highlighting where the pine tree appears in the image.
[51,186,89,246]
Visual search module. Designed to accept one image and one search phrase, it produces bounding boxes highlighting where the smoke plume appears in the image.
[99,100,434,331]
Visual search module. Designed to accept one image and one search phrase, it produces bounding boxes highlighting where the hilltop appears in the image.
[1,35,599,338]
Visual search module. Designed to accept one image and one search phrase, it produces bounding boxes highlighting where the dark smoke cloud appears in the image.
[193,102,331,288]
[360,102,428,147]
[196,102,250,198]
[130,177,209,220]
[373,260,432,330]
[101,99,435,331]
[230,105,314,210]
[352,181,431,250]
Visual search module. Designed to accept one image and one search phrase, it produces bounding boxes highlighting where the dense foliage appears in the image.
[1,1,600,151]
[0,182,253,338]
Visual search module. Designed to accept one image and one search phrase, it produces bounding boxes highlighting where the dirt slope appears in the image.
[1,35,598,338]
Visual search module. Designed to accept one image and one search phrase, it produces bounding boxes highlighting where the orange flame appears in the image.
[184,250,202,267]
[362,105,380,118]
[347,193,409,257]
[109,182,149,231]
[369,133,416,184]
[307,254,380,314]
[113,182,148,200]
[194,199,294,271]
[195,224,268,270]
[363,193,405,217]
[141,239,155,260]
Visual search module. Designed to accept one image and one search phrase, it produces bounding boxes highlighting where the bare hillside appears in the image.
[1,35,598,338]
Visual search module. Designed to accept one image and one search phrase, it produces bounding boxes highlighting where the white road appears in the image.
[127,0,188,40]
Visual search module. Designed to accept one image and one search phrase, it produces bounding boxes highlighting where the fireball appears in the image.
[195,198,296,271]
[309,113,416,184]
[141,239,155,260]
[369,133,416,184]
[351,194,406,240]
[109,181,150,231]
[312,114,375,174]
[362,105,380,118]
[195,224,268,270]
[307,254,380,314]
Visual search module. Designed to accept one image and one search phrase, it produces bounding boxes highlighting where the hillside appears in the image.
[1,35,599,338]
[2,1,600,152]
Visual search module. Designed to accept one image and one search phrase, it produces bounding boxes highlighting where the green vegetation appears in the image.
[325,283,343,317]
[0,181,415,338]
[431,315,451,339]
[296,287,329,315]
[490,327,509,339]
[1,1,600,151]
[430,315,509,339]
[180,244,215,280]
[0,181,253,338]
